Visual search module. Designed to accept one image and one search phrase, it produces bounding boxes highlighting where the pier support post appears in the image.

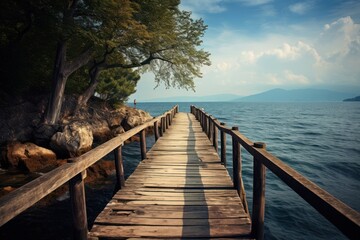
[252,142,267,240]
[154,120,159,141]
[213,119,218,152]
[220,122,226,166]
[140,129,147,160]
[114,145,125,191]
[208,116,213,141]
[165,114,169,129]
[68,159,88,240]
[232,126,242,196]
[161,117,166,134]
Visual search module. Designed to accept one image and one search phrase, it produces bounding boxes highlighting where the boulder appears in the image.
[86,160,115,182]
[112,126,125,136]
[50,121,93,157]
[33,123,60,147]
[107,111,125,128]
[122,109,152,131]
[2,141,57,172]
[90,119,111,142]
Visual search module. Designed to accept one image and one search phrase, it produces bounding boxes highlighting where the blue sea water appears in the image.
[133,101,360,240]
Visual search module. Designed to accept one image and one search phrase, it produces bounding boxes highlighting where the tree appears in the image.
[44,0,148,124]
[76,0,210,108]
[96,68,140,106]
[0,0,210,124]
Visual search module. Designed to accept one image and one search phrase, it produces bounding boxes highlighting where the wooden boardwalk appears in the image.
[89,112,252,239]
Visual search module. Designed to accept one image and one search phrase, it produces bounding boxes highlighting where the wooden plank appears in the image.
[90,225,251,238]
[94,217,250,226]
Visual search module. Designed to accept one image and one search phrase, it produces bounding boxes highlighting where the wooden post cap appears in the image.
[254,142,266,149]
[232,126,239,130]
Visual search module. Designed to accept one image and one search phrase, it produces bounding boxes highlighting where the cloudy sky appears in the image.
[131,0,360,101]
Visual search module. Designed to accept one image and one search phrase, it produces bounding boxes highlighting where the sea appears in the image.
[0,102,359,240]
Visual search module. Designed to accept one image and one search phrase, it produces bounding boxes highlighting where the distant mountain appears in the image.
[344,96,360,102]
[141,94,241,102]
[234,88,355,102]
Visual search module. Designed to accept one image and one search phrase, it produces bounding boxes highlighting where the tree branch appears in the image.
[103,54,174,70]
[64,47,94,77]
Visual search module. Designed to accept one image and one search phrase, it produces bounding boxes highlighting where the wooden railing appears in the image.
[190,105,360,240]
[0,105,179,240]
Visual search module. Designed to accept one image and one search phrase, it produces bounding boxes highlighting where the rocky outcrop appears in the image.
[50,121,93,157]
[1,141,57,172]
[89,119,112,142]
[121,108,152,131]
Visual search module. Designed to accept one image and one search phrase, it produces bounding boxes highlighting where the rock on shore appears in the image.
[0,95,153,173]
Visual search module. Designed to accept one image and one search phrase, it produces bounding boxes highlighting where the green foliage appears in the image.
[96,68,140,106]
[0,0,58,95]
[0,0,211,103]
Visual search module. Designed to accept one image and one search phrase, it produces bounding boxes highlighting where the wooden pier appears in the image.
[0,105,359,240]
[89,112,252,239]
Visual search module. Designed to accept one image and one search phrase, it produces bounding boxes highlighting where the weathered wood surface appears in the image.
[90,113,252,239]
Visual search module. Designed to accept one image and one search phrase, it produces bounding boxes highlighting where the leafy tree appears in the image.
[0,0,58,96]
[96,68,140,107]
[0,0,211,124]
[77,0,211,108]
[44,0,147,124]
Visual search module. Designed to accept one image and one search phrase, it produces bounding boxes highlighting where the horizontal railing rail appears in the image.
[0,105,179,240]
[190,105,360,240]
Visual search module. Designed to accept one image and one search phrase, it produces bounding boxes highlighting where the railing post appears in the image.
[220,122,226,166]
[203,113,207,132]
[208,116,213,141]
[114,145,125,191]
[213,119,218,152]
[140,129,147,160]
[68,159,88,240]
[232,126,242,196]
[154,120,159,141]
[159,117,164,136]
[162,116,166,134]
[201,111,205,130]
[252,142,267,240]
[206,115,210,138]
[165,114,169,129]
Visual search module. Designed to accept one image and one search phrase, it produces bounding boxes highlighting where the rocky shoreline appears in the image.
[0,94,153,198]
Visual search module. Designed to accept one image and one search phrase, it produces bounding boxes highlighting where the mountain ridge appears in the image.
[234,88,354,102]
[136,88,355,102]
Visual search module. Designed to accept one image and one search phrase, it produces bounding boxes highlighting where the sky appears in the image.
[130,0,360,101]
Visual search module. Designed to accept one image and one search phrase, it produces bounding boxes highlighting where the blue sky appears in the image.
[130,0,360,101]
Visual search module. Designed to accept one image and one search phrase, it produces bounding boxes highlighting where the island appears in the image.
[344,96,360,101]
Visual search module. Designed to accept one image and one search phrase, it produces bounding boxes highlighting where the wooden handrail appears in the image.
[190,105,360,240]
[0,105,178,236]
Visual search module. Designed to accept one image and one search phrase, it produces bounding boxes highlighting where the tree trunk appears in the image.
[44,41,67,124]
[76,66,100,111]
[44,42,94,124]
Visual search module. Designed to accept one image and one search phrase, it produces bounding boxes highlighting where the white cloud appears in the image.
[238,0,273,6]
[284,70,310,84]
[289,1,314,15]
[181,0,226,14]
[181,0,273,15]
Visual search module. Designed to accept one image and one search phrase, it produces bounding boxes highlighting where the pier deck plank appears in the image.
[89,112,252,239]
